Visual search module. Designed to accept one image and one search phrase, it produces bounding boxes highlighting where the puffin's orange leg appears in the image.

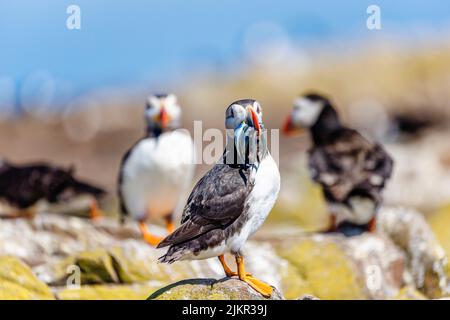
[89,199,102,221]
[326,214,337,232]
[368,217,377,232]
[12,207,37,220]
[165,214,175,234]
[235,255,273,298]
[218,255,252,278]
[139,222,163,246]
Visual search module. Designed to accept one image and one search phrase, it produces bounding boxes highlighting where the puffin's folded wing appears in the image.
[157,164,253,248]
[309,129,375,201]
[365,143,394,180]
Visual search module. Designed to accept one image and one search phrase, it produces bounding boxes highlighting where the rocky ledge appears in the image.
[148,278,284,300]
[0,206,448,300]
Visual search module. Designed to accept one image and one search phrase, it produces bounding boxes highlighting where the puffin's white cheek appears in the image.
[296,108,319,127]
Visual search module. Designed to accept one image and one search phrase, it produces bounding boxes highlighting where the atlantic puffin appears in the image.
[283,93,394,236]
[0,160,105,219]
[157,99,280,297]
[118,94,195,246]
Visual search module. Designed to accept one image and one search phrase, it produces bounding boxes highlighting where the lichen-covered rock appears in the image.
[1,210,445,300]
[0,256,54,300]
[429,205,450,268]
[276,233,405,300]
[148,278,284,300]
[55,283,160,300]
[378,206,449,298]
[394,286,428,300]
[31,226,308,299]
[277,236,365,300]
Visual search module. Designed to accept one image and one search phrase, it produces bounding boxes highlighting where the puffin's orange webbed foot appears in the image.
[139,222,163,246]
[235,256,272,297]
[165,216,175,234]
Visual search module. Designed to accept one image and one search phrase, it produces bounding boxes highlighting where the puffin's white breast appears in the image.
[227,155,280,253]
[120,130,195,221]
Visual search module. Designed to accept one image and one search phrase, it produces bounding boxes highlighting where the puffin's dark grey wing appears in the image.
[309,129,392,201]
[157,164,253,248]
[364,143,394,184]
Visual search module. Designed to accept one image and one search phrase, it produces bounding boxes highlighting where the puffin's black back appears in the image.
[0,162,105,209]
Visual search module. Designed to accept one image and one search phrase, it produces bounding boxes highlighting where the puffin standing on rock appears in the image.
[283,93,393,236]
[158,99,280,297]
[118,94,195,246]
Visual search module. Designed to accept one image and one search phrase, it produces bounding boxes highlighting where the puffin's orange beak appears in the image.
[283,115,304,136]
[247,106,261,135]
[159,107,170,128]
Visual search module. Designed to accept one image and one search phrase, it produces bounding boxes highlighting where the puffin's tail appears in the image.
[71,179,107,199]
[158,245,186,264]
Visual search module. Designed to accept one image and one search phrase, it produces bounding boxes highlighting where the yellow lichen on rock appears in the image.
[279,262,314,299]
[56,283,160,300]
[0,256,54,300]
[277,238,366,300]
[394,286,428,300]
[428,205,450,269]
[149,278,284,300]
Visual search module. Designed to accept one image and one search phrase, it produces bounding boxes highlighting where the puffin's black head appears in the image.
[283,92,340,136]
[224,99,267,165]
[225,99,263,134]
[145,93,181,136]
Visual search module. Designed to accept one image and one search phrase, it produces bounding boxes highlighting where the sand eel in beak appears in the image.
[157,99,280,297]
[118,94,195,246]
[283,93,394,236]
[0,160,105,219]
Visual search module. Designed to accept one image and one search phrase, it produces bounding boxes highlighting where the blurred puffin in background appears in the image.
[283,92,394,236]
[158,99,280,297]
[0,160,105,219]
[118,94,195,246]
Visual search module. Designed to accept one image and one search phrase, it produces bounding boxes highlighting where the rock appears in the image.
[148,278,284,300]
[1,210,446,300]
[276,233,405,300]
[378,206,449,298]
[0,256,54,300]
[429,205,450,269]
[297,294,320,300]
[394,286,428,300]
[0,213,145,266]
[55,283,159,300]
[24,215,309,299]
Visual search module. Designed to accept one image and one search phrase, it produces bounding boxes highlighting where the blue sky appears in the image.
[0,0,449,108]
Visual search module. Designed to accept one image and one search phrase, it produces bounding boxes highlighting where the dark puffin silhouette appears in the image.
[283,93,394,236]
[0,160,105,219]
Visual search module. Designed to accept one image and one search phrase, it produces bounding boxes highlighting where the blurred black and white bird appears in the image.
[118,94,195,246]
[283,93,394,236]
[157,99,280,297]
[0,160,105,219]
